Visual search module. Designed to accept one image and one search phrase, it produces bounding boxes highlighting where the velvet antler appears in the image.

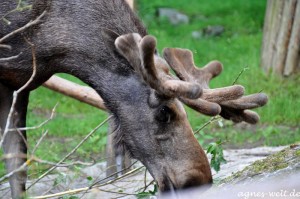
[115,33,202,99]
[163,48,268,124]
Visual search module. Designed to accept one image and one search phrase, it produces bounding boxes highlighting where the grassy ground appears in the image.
[1,0,300,177]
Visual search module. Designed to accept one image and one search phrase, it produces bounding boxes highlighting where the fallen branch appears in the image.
[43,76,106,111]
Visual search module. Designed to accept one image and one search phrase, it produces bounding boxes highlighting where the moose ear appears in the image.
[101,28,120,57]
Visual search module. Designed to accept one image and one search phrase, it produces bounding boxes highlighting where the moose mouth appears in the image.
[161,172,176,192]
[158,168,213,194]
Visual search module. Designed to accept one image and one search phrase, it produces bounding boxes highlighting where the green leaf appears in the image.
[86,176,93,181]
[136,184,158,199]
[206,141,227,172]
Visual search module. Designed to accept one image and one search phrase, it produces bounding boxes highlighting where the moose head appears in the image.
[103,31,268,191]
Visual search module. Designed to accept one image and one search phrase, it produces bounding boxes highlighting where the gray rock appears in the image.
[81,162,106,179]
[203,25,225,37]
[157,8,189,25]
[191,31,203,39]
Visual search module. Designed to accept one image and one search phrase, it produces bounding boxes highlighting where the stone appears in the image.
[157,8,189,25]
[81,162,106,179]
[191,31,203,39]
[203,25,225,37]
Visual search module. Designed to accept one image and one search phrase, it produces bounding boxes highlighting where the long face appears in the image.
[105,30,268,192]
[117,91,213,191]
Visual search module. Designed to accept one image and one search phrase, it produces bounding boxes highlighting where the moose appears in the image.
[0,0,268,198]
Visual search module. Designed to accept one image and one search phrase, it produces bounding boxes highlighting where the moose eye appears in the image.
[156,106,173,123]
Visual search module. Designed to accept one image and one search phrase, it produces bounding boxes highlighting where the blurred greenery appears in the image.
[137,0,300,148]
[1,0,299,177]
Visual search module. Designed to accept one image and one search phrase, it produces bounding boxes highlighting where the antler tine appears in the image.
[163,48,268,124]
[115,33,203,99]
[219,93,268,124]
[115,33,143,75]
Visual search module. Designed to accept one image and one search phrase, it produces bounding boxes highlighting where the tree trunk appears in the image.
[105,0,133,177]
[261,0,300,76]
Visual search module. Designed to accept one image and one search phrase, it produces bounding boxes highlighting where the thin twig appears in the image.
[29,156,95,167]
[0,160,28,182]
[0,105,56,183]
[31,130,49,155]
[143,168,148,192]
[0,41,37,149]
[96,188,137,196]
[144,180,155,192]
[79,160,138,199]
[0,52,22,62]
[31,166,144,199]
[16,128,29,152]
[193,116,220,135]
[27,116,112,190]
[0,11,46,44]
[89,160,138,188]
[232,67,249,85]
[0,154,94,183]
[94,166,144,188]
[0,44,12,50]
[8,103,58,132]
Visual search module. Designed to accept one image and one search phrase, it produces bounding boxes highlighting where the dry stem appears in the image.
[0,40,37,149]
[31,166,144,199]
[0,11,46,44]
[8,103,58,132]
[27,116,112,189]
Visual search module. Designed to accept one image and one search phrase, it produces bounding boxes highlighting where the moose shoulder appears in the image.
[0,0,268,198]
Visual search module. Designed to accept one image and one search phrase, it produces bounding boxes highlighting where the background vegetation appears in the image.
[1,0,299,176]
[26,0,300,161]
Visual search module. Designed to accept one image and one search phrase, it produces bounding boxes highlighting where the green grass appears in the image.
[27,74,109,162]
[1,0,300,177]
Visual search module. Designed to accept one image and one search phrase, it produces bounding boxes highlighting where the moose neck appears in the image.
[101,70,149,114]
[69,60,149,116]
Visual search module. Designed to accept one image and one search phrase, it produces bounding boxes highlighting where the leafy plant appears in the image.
[206,140,227,172]
[136,184,158,199]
